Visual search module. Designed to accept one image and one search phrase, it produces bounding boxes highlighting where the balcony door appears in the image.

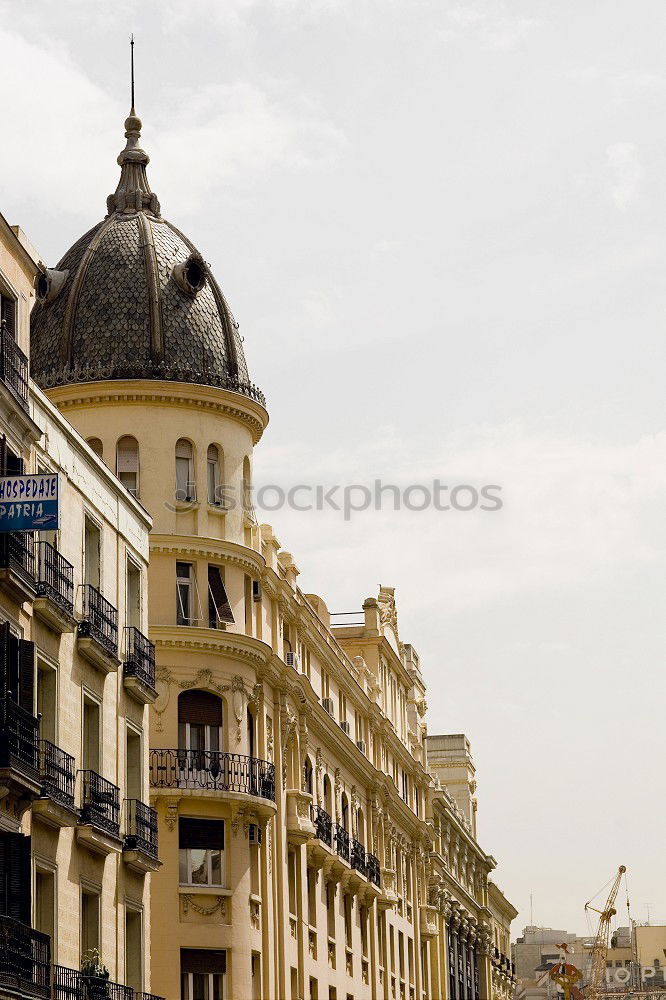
[178,690,223,783]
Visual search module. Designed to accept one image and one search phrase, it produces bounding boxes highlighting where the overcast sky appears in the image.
[2,0,665,934]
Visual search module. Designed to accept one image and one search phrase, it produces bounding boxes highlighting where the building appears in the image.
[28,95,517,1000]
[0,213,157,999]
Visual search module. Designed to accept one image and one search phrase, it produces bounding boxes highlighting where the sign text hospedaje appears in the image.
[0,474,60,531]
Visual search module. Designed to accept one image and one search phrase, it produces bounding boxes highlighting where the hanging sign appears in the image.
[0,474,60,531]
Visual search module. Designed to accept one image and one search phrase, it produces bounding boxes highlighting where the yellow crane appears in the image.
[584,865,627,998]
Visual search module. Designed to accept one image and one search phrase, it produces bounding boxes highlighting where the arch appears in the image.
[207,443,223,505]
[246,705,255,758]
[303,756,313,795]
[175,438,196,502]
[177,689,223,753]
[356,806,365,847]
[341,791,349,831]
[323,774,332,815]
[242,455,252,514]
[87,437,103,460]
[116,435,139,497]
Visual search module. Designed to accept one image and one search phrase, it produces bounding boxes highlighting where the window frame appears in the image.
[176,440,196,502]
[181,971,225,1000]
[116,436,140,498]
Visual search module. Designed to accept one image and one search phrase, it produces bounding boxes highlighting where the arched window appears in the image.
[341,792,349,831]
[303,757,313,795]
[116,435,139,497]
[242,456,252,514]
[178,690,223,755]
[175,439,195,501]
[356,807,365,847]
[87,437,103,460]
[323,774,332,816]
[207,445,221,505]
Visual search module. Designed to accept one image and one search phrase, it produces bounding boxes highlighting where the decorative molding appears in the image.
[181,893,227,918]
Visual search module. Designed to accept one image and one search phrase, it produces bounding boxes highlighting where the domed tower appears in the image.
[32,105,276,998]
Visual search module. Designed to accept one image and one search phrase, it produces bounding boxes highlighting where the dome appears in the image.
[30,109,264,406]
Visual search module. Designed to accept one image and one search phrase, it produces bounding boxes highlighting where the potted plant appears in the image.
[81,949,110,999]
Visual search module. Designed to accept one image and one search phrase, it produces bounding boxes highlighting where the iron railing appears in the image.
[312,804,332,846]
[0,322,29,410]
[36,541,74,616]
[0,530,35,585]
[137,994,166,1000]
[79,769,120,837]
[83,979,133,1000]
[0,697,39,779]
[366,852,381,887]
[351,838,367,876]
[53,965,82,1000]
[0,915,50,998]
[39,739,75,809]
[149,749,276,802]
[79,585,118,658]
[123,627,155,693]
[335,825,350,863]
[124,799,158,858]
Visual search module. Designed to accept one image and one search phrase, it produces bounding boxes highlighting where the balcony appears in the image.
[419,903,439,940]
[122,628,156,705]
[82,979,133,1000]
[123,799,161,874]
[286,788,314,844]
[0,531,36,604]
[32,739,78,829]
[34,542,75,633]
[366,852,381,888]
[77,586,120,674]
[136,994,165,1000]
[312,805,333,846]
[53,968,139,1000]
[149,749,276,820]
[0,325,29,412]
[351,838,368,877]
[0,914,50,999]
[0,697,41,801]
[335,825,350,864]
[76,770,122,856]
[52,965,81,1000]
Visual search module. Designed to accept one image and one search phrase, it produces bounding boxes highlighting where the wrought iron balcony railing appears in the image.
[335,824,350,863]
[53,965,81,1000]
[79,769,120,838]
[149,749,276,802]
[123,627,155,692]
[39,739,75,809]
[36,541,74,616]
[0,697,39,779]
[351,838,367,876]
[366,851,381,887]
[79,585,118,657]
[311,804,332,846]
[124,799,158,858]
[137,994,166,1000]
[0,323,29,410]
[0,914,50,999]
[83,979,133,1000]
[0,530,35,585]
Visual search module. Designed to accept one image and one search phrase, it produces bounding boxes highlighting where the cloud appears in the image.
[606,141,643,210]
[442,4,541,51]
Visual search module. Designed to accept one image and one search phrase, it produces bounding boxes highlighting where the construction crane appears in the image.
[584,865,627,998]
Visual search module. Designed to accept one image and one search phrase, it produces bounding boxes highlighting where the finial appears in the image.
[106,35,161,218]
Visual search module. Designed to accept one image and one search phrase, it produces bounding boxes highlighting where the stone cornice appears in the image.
[45,379,268,444]
[150,625,272,670]
[149,534,265,575]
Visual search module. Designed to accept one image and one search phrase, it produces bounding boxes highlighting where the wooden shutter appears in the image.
[0,833,31,923]
[19,639,35,714]
[0,622,10,698]
[180,949,227,975]
[208,567,234,625]
[116,437,138,473]
[178,690,222,727]
[178,818,225,850]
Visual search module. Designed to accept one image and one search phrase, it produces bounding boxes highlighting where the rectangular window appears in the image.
[126,727,142,801]
[126,559,141,630]
[0,292,16,340]
[125,906,143,992]
[81,887,100,957]
[37,661,57,744]
[84,516,101,590]
[179,818,225,888]
[288,850,297,917]
[180,949,226,1000]
[35,868,56,957]
[208,566,234,628]
[83,695,100,772]
[177,562,194,625]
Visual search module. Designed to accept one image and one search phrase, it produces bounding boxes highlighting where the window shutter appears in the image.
[178,690,223,727]
[179,818,225,850]
[0,833,31,923]
[208,568,234,625]
[117,438,138,473]
[0,622,10,697]
[180,949,227,975]
[19,639,35,714]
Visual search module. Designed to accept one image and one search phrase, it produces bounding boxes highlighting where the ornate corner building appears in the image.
[11,96,520,1000]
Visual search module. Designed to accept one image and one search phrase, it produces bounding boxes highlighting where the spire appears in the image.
[106,37,161,217]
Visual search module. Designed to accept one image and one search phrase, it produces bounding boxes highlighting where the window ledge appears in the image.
[178,885,232,897]
[174,500,200,512]
[207,503,228,516]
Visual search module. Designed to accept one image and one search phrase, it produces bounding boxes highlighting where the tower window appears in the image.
[117,436,139,497]
[175,440,195,502]
[207,445,221,505]
[87,438,103,461]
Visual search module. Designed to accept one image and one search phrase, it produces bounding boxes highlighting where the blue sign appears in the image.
[0,474,60,532]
